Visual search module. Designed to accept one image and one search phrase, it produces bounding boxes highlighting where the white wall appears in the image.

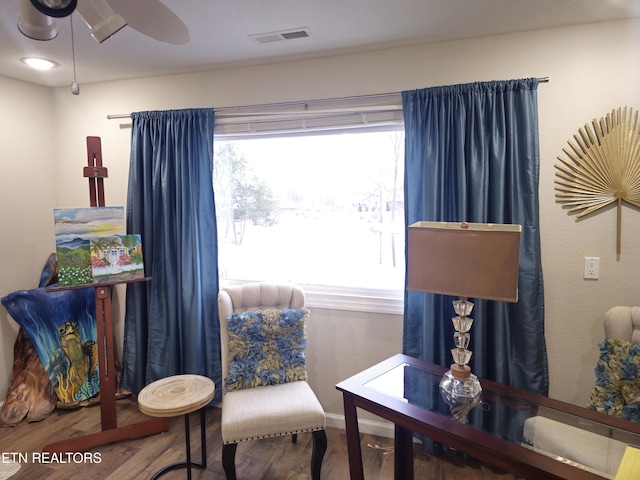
[0,76,56,400]
[2,18,640,418]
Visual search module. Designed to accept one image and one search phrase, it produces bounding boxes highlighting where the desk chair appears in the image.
[218,282,327,480]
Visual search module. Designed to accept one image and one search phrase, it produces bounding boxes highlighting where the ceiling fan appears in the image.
[18,0,190,44]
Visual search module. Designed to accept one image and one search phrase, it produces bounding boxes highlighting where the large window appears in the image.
[213,127,405,293]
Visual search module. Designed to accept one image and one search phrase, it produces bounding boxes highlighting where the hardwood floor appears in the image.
[0,397,518,479]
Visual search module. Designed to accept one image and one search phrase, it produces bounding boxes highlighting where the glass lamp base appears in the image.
[439,366,482,400]
[439,371,482,424]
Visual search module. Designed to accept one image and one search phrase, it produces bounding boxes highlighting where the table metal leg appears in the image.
[150,409,207,480]
[394,424,414,480]
[342,395,364,480]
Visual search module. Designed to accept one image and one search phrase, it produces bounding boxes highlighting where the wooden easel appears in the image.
[43,136,169,454]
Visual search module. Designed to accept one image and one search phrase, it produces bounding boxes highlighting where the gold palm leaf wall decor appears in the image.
[555,106,640,254]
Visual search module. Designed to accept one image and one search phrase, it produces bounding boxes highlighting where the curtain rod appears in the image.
[106,77,549,120]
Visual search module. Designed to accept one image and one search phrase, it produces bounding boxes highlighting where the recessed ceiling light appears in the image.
[21,57,59,70]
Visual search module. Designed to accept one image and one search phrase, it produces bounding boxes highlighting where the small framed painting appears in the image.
[90,234,145,283]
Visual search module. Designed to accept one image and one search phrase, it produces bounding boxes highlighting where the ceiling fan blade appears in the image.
[76,0,126,43]
[106,0,189,45]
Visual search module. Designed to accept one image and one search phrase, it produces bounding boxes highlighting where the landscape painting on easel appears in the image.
[54,207,125,286]
[90,234,145,283]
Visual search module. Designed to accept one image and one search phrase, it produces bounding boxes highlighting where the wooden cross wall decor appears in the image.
[43,136,168,454]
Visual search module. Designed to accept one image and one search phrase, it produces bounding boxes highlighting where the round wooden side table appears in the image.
[138,374,215,480]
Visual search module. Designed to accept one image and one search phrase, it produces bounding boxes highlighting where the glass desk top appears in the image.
[363,362,640,479]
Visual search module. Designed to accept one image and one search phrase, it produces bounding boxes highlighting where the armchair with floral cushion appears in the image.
[587,306,640,421]
[217,282,327,480]
[521,306,640,477]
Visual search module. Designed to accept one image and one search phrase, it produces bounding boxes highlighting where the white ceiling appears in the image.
[2,0,640,89]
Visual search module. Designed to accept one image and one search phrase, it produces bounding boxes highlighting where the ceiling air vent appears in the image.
[249,27,310,44]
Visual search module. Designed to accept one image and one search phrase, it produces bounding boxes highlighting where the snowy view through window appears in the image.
[213,129,405,290]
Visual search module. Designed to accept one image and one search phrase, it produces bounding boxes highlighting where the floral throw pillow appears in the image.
[225,307,309,392]
[587,338,640,422]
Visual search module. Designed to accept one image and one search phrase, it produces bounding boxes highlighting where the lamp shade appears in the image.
[29,0,77,18]
[18,0,58,40]
[407,222,521,302]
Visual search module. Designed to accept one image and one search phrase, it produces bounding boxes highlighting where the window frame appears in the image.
[214,95,405,315]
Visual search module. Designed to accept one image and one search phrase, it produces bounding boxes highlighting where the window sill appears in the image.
[219,280,404,316]
[302,284,404,315]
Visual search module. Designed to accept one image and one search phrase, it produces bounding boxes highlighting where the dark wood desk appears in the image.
[336,354,640,480]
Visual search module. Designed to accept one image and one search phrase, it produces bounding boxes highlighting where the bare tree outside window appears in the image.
[214,143,278,246]
[213,128,405,290]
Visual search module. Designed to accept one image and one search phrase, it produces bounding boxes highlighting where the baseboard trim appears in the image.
[325,413,395,439]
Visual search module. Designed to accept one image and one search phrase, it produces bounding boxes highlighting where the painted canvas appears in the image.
[54,207,125,286]
[90,234,144,283]
[2,284,99,405]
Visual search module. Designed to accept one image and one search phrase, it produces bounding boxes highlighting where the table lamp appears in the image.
[407,221,521,402]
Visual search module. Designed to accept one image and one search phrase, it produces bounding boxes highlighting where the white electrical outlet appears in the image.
[584,257,600,279]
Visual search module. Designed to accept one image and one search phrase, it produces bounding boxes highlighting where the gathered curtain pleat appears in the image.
[402,79,548,396]
[121,108,221,402]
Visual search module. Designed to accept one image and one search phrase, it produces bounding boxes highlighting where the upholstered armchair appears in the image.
[604,306,640,344]
[217,282,327,480]
[586,306,640,421]
[522,306,640,476]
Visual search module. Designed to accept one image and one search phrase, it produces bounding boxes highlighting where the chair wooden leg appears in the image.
[292,433,298,444]
[222,443,238,480]
[311,430,327,480]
